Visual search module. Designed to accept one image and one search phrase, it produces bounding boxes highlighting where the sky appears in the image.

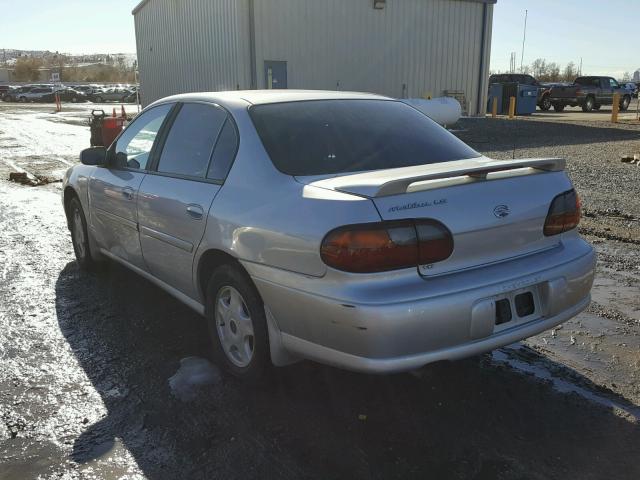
[0,0,637,77]
[490,0,637,77]
[0,0,139,54]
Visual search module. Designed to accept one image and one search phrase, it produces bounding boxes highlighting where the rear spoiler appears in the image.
[308,157,566,198]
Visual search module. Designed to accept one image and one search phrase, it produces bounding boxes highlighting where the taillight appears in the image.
[543,189,581,236]
[320,220,453,273]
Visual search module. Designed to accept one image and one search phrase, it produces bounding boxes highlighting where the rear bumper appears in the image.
[245,237,596,373]
[552,98,582,107]
[279,295,590,373]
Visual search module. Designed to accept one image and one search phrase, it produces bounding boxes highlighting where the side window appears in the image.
[207,119,239,181]
[113,103,172,170]
[609,78,619,88]
[156,103,227,178]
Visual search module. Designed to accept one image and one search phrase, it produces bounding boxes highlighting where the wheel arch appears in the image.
[197,248,247,304]
[196,247,298,367]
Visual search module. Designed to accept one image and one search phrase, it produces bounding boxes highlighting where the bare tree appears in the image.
[530,58,548,79]
[562,62,577,82]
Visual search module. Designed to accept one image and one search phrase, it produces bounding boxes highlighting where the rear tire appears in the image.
[206,264,271,381]
[553,104,565,112]
[68,197,100,272]
[582,96,595,112]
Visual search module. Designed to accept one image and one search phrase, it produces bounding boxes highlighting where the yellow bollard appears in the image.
[508,96,516,119]
[491,97,498,118]
[611,93,620,123]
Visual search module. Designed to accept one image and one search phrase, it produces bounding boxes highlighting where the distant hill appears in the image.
[1,49,136,67]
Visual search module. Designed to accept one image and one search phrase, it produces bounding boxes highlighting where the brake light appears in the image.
[543,189,581,236]
[320,220,453,273]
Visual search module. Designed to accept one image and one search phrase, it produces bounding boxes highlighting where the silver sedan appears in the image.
[62,90,595,380]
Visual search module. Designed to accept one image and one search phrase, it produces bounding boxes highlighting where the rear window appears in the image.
[575,77,599,87]
[249,99,480,176]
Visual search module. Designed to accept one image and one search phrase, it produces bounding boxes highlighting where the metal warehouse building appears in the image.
[133,0,495,115]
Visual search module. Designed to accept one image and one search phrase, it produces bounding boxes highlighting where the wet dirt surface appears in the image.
[1,105,640,479]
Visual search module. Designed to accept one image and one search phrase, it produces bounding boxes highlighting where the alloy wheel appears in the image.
[215,286,255,367]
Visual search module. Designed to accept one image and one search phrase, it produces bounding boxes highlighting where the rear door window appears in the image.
[249,99,480,176]
[207,120,239,181]
[156,103,227,178]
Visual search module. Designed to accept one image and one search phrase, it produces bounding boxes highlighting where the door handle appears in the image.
[122,187,134,200]
[186,204,204,219]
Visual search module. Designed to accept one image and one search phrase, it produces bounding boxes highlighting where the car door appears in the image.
[88,103,174,269]
[137,102,239,298]
[608,78,621,104]
[593,78,613,105]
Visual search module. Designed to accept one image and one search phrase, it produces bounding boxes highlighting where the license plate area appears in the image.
[493,286,541,331]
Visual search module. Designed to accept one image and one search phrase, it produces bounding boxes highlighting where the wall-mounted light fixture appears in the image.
[373,0,386,10]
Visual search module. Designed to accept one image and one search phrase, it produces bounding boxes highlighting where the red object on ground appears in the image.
[102,117,125,147]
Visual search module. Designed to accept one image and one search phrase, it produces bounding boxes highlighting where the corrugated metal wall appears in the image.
[134,0,493,114]
[134,0,252,105]
[253,0,490,114]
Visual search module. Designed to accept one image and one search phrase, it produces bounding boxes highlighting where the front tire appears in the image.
[539,95,552,111]
[94,96,103,103]
[620,95,631,111]
[68,197,99,271]
[206,264,270,381]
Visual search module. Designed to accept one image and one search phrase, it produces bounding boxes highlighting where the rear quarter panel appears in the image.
[194,103,381,287]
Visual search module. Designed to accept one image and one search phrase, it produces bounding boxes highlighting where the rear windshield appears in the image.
[575,77,598,86]
[249,99,480,176]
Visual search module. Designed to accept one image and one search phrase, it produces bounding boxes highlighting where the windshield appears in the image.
[249,99,480,176]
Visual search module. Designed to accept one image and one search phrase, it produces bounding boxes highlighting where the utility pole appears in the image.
[579,57,583,76]
[520,9,528,72]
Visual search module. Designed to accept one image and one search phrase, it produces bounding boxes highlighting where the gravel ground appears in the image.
[1,105,639,479]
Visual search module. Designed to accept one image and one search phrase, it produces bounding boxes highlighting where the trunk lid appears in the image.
[298,157,571,277]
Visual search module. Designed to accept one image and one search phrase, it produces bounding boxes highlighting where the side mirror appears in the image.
[80,147,107,166]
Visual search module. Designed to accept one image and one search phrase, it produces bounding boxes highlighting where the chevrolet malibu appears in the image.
[62,90,596,380]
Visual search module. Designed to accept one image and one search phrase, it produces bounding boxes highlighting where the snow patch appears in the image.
[168,357,221,401]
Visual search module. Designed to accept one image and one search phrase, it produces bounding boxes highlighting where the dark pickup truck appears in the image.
[488,73,555,110]
[549,76,631,112]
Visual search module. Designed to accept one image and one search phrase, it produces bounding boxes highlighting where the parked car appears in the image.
[622,82,638,99]
[122,90,139,103]
[4,85,34,102]
[0,85,11,98]
[19,87,56,102]
[488,73,554,111]
[40,88,88,103]
[90,87,133,103]
[62,90,595,379]
[549,76,631,112]
[72,85,96,96]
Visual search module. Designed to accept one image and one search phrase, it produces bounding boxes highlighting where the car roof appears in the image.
[153,89,391,107]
